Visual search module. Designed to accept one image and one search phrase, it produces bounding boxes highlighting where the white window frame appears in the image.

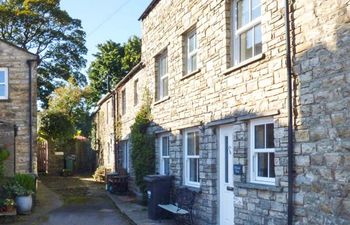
[183,128,200,188]
[156,53,168,100]
[186,30,198,74]
[249,117,275,185]
[159,134,170,175]
[232,0,262,65]
[0,68,9,100]
[121,89,126,115]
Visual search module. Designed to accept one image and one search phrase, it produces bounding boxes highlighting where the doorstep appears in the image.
[106,192,175,225]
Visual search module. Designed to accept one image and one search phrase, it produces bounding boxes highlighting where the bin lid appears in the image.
[143,174,174,182]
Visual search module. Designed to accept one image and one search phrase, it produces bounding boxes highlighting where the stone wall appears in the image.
[292,1,350,224]
[140,0,290,224]
[93,0,350,224]
[0,40,37,174]
[94,96,115,171]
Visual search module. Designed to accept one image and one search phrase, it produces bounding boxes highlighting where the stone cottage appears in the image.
[94,0,350,224]
[93,62,145,192]
[0,39,38,176]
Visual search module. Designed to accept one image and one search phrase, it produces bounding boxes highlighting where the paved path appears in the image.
[31,176,132,225]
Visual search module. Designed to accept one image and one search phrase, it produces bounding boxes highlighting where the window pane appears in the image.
[162,136,169,156]
[190,54,197,72]
[159,56,167,77]
[252,0,261,20]
[189,158,199,182]
[237,0,249,28]
[187,132,199,155]
[164,158,170,175]
[189,33,196,52]
[266,123,274,148]
[0,71,5,83]
[162,77,168,97]
[0,85,5,96]
[195,132,199,155]
[225,136,229,183]
[255,124,265,148]
[254,25,262,55]
[257,153,268,177]
[187,132,195,155]
[240,29,253,61]
[269,153,275,178]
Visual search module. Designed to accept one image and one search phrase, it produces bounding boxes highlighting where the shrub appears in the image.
[14,174,36,193]
[3,181,34,197]
[130,89,155,203]
[93,166,106,182]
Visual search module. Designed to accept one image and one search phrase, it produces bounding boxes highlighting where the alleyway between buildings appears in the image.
[7,176,132,225]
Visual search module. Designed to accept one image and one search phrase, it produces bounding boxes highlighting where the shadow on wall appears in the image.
[0,121,15,177]
[293,16,350,224]
[150,108,289,225]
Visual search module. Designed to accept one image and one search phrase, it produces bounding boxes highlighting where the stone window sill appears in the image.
[235,181,283,192]
[154,96,170,106]
[181,185,202,194]
[223,53,265,75]
[181,69,201,81]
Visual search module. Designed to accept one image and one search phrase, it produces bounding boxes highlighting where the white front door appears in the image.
[219,125,234,225]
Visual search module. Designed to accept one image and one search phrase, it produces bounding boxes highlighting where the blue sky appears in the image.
[61,0,151,74]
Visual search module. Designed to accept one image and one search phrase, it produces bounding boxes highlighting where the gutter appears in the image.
[27,59,37,173]
[284,1,294,224]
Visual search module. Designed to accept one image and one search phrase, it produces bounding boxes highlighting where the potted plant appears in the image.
[4,182,34,214]
[3,198,16,212]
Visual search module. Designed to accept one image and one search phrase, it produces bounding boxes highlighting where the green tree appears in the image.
[87,36,141,104]
[39,79,92,143]
[0,0,87,108]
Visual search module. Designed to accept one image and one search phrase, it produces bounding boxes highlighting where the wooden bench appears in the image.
[158,187,199,225]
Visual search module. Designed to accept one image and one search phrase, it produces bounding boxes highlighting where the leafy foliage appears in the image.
[3,181,34,197]
[39,110,75,143]
[87,36,141,104]
[130,89,155,202]
[14,174,36,193]
[0,0,87,107]
[39,79,92,143]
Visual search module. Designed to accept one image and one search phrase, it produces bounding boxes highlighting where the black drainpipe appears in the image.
[13,124,17,175]
[27,59,37,173]
[111,91,116,171]
[284,0,294,224]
